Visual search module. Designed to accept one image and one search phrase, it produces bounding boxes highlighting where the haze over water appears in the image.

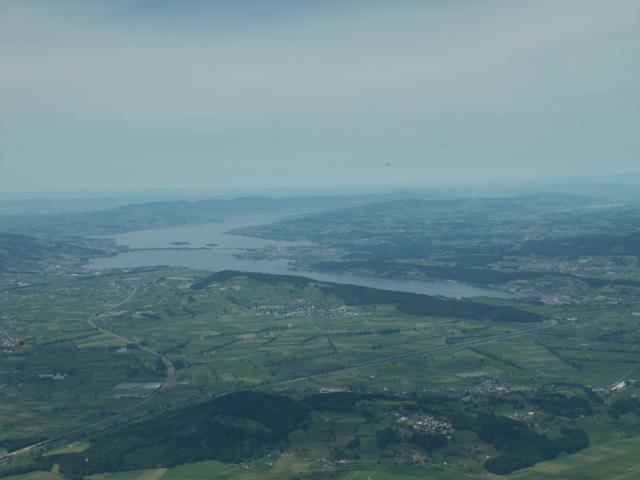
[89,214,513,299]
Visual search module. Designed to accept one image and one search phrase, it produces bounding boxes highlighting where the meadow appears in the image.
[2,268,640,479]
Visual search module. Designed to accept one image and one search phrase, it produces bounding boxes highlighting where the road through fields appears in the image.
[0,293,553,463]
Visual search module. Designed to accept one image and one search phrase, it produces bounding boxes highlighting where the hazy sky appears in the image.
[1,0,639,192]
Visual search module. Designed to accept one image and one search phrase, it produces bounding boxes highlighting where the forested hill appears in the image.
[0,232,102,272]
[230,193,600,243]
[0,194,381,238]
[192,270,542,323]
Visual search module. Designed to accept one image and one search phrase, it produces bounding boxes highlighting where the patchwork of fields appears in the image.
[2,267,640,479]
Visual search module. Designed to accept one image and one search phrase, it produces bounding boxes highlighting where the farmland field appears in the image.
[3,194,640,479]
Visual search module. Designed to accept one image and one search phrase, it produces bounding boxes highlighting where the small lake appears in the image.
[88,214,513,299]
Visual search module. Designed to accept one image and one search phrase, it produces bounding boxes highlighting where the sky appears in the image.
[1,0,639,193]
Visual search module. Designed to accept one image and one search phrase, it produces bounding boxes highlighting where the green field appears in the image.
[509,435,640,480]
[2,268,640,479]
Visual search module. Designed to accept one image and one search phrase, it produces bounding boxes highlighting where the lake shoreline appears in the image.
[87,216,513,299]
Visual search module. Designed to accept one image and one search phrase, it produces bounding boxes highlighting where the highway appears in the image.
[87,288,176,391]
[0,303,554,463]
[0,286,176,462]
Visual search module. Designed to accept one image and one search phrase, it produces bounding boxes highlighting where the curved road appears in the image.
[0,303,553,462]
[0,286,176,462]
[87,288,176,391]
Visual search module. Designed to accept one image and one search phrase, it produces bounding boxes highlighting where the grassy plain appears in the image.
[2,268,640,479]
